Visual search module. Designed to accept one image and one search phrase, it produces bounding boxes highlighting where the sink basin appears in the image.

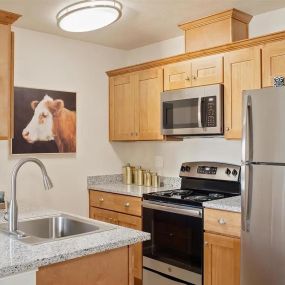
[0,214,115,245]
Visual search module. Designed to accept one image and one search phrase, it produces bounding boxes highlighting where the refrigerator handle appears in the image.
[241,164,253,232]
[242,95,253,163]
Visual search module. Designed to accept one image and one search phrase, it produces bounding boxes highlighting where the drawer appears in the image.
[89,190,142,217]
[204,208,241,237]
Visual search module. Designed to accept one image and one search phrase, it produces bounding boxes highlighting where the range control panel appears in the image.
[180,162,240,182]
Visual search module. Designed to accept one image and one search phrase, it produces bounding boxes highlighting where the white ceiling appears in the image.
[1,0,285,50]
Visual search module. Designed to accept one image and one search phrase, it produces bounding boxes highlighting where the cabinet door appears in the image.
[0,24,12,140]
[191,55,223,87]
[136,68,164,141]
[109,74,136,141]
[90,207,142,285]
[164,61,191,90]
[224,47,261,139]
[204,232,240,285]
[262,40,285,87]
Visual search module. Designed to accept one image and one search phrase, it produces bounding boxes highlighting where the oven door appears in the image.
[161,84,223,135]
[143,201,203,285]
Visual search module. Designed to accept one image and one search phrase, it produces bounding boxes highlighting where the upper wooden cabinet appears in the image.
[135,68,163,140]
[262,40,285,87]
[164,55,223,91]
[191,55,224,87]
[109,74,136,141]
[163,61,191,90]
[109,68,163,141]
[0,10,20,140]
[224,47,261,139]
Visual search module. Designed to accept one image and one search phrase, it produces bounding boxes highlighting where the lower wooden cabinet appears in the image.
[37,246,134,285]
[204,232,240,285]
[90,206,142,285]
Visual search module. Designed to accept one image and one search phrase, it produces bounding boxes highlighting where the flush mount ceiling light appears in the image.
[57,0,122,33]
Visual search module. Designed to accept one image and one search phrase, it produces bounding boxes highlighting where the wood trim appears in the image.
[129,245,135,285]
[106,30,285,77]
[10,31,14,139]
[179,9,252,31]
[0,10,21,25]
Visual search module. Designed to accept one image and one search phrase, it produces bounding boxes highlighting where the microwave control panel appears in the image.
[205,96,216,127]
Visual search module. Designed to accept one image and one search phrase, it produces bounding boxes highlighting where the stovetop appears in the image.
[143,189,234,208]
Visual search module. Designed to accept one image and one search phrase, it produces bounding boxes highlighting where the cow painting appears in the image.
[12,87,76,154]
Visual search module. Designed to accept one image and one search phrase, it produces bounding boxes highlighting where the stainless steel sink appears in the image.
[0,214,115,245]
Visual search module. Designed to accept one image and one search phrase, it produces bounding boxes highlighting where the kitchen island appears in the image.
[0,207,150,285]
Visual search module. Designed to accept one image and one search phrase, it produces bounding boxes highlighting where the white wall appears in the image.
[249,7,285,38]
[0,27,127,216]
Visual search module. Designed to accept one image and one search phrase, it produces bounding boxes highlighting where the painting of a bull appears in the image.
[12,87,76,154]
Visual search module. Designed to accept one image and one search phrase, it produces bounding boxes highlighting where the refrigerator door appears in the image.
[242,87,285,164]
[241,164,285,285]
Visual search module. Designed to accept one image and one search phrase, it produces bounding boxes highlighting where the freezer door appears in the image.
[242,87,285,164]
[241,164,285,285]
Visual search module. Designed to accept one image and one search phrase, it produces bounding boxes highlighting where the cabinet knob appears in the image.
[130,132,134,136]
[192,75,197,80]
[218,218,226,225]
[99,198,104,202]
[204,241,209,246]
[124,202,130,208]
[226,127,230,131]
[185,76,190,81]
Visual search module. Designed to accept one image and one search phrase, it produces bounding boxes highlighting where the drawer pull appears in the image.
[124,202,130,208]
[204,241,208,246]
[218,218,226,225]
[99,198,104,202]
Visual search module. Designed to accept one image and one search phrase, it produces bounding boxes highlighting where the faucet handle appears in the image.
[3,211,8,222]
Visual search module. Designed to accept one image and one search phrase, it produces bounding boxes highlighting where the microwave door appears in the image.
[162,98,202,135]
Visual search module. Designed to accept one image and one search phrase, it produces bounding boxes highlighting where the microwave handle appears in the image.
[198,97,202,128]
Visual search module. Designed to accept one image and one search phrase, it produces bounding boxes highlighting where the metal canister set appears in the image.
[122,163,160,187]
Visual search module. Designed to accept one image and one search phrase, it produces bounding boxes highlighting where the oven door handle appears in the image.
[143,201,202,218]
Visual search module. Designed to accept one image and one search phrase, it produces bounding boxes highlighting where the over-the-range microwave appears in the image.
[161,84,223,136]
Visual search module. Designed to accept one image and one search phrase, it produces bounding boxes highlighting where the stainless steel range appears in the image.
[142,162,241,285]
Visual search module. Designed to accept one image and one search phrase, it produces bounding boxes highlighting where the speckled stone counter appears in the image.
[203,196,241,213]
[88,175,181,197]
[0,207,150,278]
[88,183,178,197]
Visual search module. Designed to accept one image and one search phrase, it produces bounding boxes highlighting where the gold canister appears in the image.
[126,165,132,185]
[144,170,152,187]
[131,166,136,184]
[151,172,160,188]
[122,163,130,184]
[136,167,144,186]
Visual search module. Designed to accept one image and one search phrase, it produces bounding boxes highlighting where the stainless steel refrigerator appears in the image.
[241,87,285,285]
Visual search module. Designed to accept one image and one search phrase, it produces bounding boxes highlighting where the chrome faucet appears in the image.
[8,158,53,236]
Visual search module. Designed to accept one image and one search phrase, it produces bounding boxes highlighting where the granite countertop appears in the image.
[203,196,241,213]
[0,207,150,278]
[88,183,177,197]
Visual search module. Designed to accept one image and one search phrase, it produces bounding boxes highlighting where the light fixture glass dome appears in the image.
[57,0,122,33]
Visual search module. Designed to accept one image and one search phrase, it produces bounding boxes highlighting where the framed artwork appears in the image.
[12,87,76,154]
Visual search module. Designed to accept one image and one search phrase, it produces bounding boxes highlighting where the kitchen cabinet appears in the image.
[164,61,191,90]
[191,55,223,87]
[204,232,240,285]
[262,40,285,87]
[224,47,261,139]
[163,55,223,91]
[0,11,20,140]
[109,68,163,141]
[109,73,136,141]
[89,190,143,285]
[37,246,134,285]
[135,68,163,140]
[204,208,241,285]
